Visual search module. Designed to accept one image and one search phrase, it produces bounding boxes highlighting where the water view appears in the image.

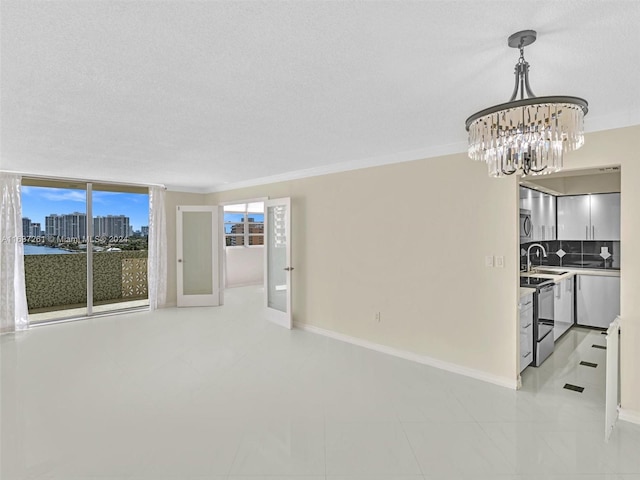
[24,244,75,255]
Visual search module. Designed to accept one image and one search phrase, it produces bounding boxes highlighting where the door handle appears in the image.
[585,225,589,239]
[284,267,294,271]
[178,259,183,263]
[592,225,595,239]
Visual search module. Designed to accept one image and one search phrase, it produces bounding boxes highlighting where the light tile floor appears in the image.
[1,286,638,479]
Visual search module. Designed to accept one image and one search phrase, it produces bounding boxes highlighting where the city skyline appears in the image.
[22,186,149,231]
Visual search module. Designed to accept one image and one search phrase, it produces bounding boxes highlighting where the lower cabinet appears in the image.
[576,275,620,328]
[554,277,574,340]
[519,293,534,373]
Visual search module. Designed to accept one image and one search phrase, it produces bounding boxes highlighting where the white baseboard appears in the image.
[619,408,640,426]
[293,322,518,390]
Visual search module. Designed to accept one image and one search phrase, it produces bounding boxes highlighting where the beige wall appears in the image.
[558,125,640,417]
[166,125,639,419]
[208,153,520,386]
[164,191,207,307]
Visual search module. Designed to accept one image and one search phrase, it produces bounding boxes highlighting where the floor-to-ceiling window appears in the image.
[21,178,149,323]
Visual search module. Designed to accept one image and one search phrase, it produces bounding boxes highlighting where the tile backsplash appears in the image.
[520,240,620,271]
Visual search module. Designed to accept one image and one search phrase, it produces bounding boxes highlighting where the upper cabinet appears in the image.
[520,187,556,242]
[557,195,591,240]
[590,193,621,241]
[557,193,620,240]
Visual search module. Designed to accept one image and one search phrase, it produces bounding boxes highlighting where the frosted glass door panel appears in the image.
[183,211,213,295]
[267,205,287,312]
[176,206,219,307]
[264,198,292,328]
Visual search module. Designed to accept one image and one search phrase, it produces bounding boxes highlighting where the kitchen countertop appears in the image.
[519,267,619,299]
[519,287,536,298]
[521,267,620,284]
[520,266,620,298]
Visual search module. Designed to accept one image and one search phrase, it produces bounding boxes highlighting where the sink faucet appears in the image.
[526,243,547,272]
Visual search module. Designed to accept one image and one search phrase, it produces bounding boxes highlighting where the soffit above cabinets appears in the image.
[520,170,621,196]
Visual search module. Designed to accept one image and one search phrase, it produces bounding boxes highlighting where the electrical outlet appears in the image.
[495,256,505,268]
[375,312,381,322]
[485,255,494,267]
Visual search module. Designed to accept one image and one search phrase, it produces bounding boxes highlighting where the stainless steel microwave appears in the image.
[520,209,532,243]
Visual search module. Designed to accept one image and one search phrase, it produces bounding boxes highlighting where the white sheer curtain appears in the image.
[1,173,29,333]
[148,186,167,310]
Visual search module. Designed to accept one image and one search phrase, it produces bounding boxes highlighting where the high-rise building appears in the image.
[45,212,87,239]
[93,215,130,237]
[22,217,31,237]
[141,226,149,237]
[30,223,41,237]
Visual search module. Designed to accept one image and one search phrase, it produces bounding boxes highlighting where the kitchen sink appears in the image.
[533,269,568,275]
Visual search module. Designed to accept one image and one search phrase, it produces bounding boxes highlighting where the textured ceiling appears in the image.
[1,1,639,191]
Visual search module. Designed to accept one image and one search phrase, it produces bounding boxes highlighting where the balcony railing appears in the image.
[24,251,149,320]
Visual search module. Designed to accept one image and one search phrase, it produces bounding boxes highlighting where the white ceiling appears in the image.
[1,1,639,192]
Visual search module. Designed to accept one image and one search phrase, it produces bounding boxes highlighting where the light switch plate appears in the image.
[485,255,494,267]
[496,256,505,268]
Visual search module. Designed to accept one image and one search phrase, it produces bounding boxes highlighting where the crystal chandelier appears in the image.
[465,30,588,178]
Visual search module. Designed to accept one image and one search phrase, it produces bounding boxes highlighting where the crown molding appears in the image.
[207,141,468,193]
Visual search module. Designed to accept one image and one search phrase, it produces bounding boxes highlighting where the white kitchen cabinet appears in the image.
[519,293,534,373]
[576,275,620,328]
[554,277,574,340]
[590,193,621,240]
[557,195,591,240]
[525,188,556,241]
[557,193,620,240]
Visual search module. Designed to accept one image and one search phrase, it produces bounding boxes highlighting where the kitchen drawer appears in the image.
[519,323,533,373]
[520,349,533,373]
[520,309,533,330]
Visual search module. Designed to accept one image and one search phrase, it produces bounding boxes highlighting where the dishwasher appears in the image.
[534,283,555,367]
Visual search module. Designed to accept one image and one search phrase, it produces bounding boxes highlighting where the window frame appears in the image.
[223,202,265,249]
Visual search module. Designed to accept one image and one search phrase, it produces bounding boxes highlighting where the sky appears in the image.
[21,186,149,231]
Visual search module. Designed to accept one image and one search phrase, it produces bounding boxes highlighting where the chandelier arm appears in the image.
[529,165,547,173]
[523,63,536,98]
[508,65,520,102]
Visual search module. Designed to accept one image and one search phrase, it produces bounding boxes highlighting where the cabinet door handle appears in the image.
[523,351,532,358]
[522,323,532,329]
[592,225,595,239]
[586,225,589,240]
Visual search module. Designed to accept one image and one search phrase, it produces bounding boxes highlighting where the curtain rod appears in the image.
[0,170,166,189]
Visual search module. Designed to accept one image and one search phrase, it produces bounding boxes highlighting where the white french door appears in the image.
[264,197,292,328]
[176,205,220,307]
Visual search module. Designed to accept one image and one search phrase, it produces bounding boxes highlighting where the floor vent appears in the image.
[592,344,607,350]
[564,383,585,393]
[579,361,598,368]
